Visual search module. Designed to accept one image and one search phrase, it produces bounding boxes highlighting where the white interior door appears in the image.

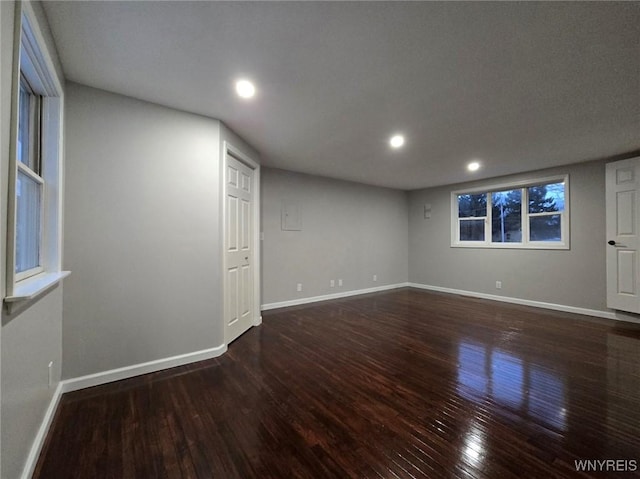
[225,151,256,343]
[606,157,640,313]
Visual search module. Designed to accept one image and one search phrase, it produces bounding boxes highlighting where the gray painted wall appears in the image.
[2,289,63,479]
[261,168,409,305]
[0,2,65,478]
[63,83,225,379]
[408,160,608,311]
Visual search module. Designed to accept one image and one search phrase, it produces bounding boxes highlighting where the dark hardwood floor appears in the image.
[34,288,640,478]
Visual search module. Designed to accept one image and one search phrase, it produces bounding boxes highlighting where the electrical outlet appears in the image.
[330,280,335,287]
[496,281,502,289]
[297,283,303,292]
[48,361,53,388]
[338,279,343,287]
[373,274,377,282]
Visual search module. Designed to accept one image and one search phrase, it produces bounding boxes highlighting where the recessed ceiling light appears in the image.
[389,134,405,149]
[235,79,256,99]
[467,161,481,172]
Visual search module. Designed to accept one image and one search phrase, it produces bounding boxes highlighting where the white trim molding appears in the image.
[6,1,66,302]
[261,283,410,311]
[21,344,228,478]
[610,310,640,325]
[61,344,228,393]
[260,282,634,324]
[5,271,70,312]
[407,282,629,322]
[451,174,570,250]
[20,382,64,479]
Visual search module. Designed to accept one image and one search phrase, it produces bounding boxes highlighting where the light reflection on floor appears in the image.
[461,420,486,468]
[457,339,567,431]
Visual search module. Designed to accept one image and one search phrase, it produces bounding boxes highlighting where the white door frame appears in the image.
[221,141,261,344]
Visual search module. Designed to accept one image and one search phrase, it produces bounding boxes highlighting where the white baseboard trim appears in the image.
[261,282,410,311]
[408,282,620,321]
[21,382,64,479]
[610,311,640,325]
[21,344,228,478]
[61,344,228,393]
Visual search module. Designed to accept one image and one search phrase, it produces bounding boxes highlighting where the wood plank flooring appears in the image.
[34,288,640,478]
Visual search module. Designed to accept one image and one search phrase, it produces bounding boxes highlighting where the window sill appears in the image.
[5,271,71,312]
[451,242,569,250]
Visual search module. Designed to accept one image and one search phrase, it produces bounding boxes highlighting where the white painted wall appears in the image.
[408,160,609,312]
[62,83,226,379]
[261,168,409,305]
[0,2,65,478]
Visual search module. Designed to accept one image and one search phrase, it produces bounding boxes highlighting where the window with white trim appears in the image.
[451,175,569,249]
[5,3,67,305]
[16,75,44,280]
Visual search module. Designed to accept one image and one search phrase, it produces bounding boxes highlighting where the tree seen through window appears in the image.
[454,180,566,246]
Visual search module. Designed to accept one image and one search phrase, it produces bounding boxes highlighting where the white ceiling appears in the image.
[43,1,639,190]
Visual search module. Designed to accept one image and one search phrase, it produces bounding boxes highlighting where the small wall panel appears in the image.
[228,166,239,187]
[228,196,239,252]
[616,190,635,236]
[241,199,250,250]
[227,267,239,325]
[617,250,636,295]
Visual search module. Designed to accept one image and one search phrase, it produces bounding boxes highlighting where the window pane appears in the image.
[16,170,41,273]
[460,219,485,241]
[17,79,40,173]
[529,214,561,242]
[458,193,487,218]
[18,83,31,167]
[491,189,522,242]
[528,182,564,214]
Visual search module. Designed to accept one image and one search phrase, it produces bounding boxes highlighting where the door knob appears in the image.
[608,240,616,246]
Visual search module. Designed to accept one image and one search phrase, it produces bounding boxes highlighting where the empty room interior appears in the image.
[1,1,640,478]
